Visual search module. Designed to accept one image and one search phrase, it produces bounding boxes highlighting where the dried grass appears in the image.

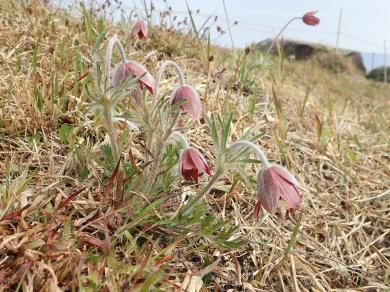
[1,1,389,291]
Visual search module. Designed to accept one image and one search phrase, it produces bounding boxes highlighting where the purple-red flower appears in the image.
[112,61,155,94]
[179,147,211,183]
[170,85,203,120]
[132,20,148,39]
[302,11,320,26]
[255,165,301,216]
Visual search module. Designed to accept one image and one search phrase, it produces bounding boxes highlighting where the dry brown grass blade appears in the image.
[57,187,87,210]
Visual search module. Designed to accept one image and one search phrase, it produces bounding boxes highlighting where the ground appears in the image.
[0,1,389,291]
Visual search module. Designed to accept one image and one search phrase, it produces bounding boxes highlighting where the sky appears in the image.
[141,0,390,52]
[54,0,390,69]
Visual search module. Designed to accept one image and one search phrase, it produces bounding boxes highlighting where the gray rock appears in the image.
[344,51,366,73]
[256,39,315,60]
[256,38,366,73]
[367,66,390,82]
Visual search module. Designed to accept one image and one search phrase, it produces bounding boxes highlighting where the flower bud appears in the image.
[255,165,301,216]
[132,20,148,39]
[179,147,211,183]
[112,60,155,94]
[302,11,320,26]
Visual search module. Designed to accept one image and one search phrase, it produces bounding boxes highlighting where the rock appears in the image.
[256,38,315,60]
[343,51,366,73]
[367,66,390,82]
[256,38,366,73]
[284,41,315,60]
[255,39,273,53]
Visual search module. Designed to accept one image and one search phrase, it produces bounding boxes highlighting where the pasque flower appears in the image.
[302,11,320,26]
[170,85,203,120]
[132,20,148,39]
[112,61,155,94]
[255,165,301,216]
[180,147,211,183]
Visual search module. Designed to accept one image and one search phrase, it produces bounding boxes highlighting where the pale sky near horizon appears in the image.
[145,0,389,54]
[55,0,390,68]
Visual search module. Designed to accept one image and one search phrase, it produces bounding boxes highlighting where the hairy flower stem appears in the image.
[266,17,301,55]
[105,37,127,86]
[161,112,180,143]
[101,37,127,163]
[152,60,185,108]
[146,112,181,195]
[228,140,270,168]
[128,8,145,24]
[168,131,190,148]
[146,61,184,165]
[181,166,224,215]
[102,101,119,162]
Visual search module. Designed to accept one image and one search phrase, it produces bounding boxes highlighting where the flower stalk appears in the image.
[181,165,224,215]
[147,61,185,164]
[266,11,320,55]
[152,60,185,108]
[168,131,190,148]
[100,37,129,162]
[266,17,301,55]
[228,140,270,168]
[105,36,127,86]
[102,99,119,162]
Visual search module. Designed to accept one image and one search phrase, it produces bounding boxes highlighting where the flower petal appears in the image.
[112,61,155,94]
[181,149,195,170]
[271,165,299,186]
[302,11,320,26]
[276,177,301,210]
[171,86,203,120]
[270,166,301,210]
[132,20,148,39]
[254,200,262,218]
[256,168,280,214]
[188,148,211,176]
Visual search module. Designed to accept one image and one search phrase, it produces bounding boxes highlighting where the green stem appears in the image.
[181,166,224,215]
[145,112,181,195]
[266,17,301,55]
[152,60,185,108]
[128,8,145,24]
[103,102,119,162]
[161,112,180,143]
[228,140,270,168]
[105,37,127,86]
[168,131,190,148]
[147,61,185,164]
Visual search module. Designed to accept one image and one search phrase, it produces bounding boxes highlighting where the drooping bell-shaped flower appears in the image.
[132,20,148,39]
[112,61,155,94]
[179,147,211,183]
[170,85,203,120]
[302,11,320,26]
[255,165,301,216]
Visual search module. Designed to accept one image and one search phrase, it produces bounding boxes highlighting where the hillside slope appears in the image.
[0,1,389,290]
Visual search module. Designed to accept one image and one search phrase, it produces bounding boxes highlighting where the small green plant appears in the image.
[314,113,329,153]
[85,32,304,243]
